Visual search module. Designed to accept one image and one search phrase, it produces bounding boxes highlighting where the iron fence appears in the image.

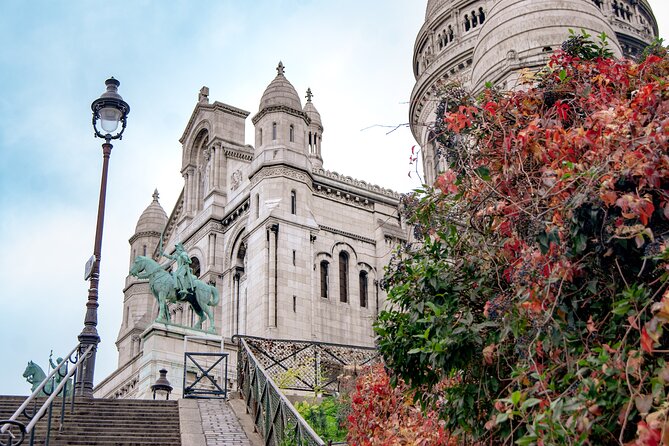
[183,351,228,399]
[237,335,378,395]
[234,335,379,446]
[0,344,93,446]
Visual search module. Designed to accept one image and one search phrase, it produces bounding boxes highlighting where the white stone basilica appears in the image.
[95,63,405,399]
[96,0,660,399]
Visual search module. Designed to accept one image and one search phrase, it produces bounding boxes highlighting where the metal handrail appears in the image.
[238,337,325,446]
[1,344,79,434]
[235,335,378,395]
[0,344,93,445]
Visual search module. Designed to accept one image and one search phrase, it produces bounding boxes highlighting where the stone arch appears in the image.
[330,243,357,304]
[183,120,212,167]
[315,252,333,299]
[190,256,201,278]
[225,224,247,270]
[330,241,358,263]
[357,262,375,309]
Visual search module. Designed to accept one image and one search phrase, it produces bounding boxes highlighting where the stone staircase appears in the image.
[0,396,181,445]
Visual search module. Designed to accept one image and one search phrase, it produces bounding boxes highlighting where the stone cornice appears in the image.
[313,184,374,210]
[319,225,376,246]
[128,230,162,245]
[312,168,401,202]
[251,105,310,125]
[224,148,254,162]
[221,197,250,229]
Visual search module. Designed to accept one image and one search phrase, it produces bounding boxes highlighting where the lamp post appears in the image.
[77,78,130,398]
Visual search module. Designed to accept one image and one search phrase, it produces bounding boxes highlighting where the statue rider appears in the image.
[49,351,66,387]
[164,243,195,298]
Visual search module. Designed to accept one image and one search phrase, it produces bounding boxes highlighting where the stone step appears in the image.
[0,396,182,446]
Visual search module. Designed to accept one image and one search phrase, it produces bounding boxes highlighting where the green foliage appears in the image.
[376,36,669,444]
[561,29,613,60]
[294,397,348,442]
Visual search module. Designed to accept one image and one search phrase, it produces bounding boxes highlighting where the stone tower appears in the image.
[410,0,659,185]
[110,191,167,398]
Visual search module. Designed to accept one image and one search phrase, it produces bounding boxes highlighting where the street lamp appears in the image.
[151,369,173,400]
[77,78,130,398]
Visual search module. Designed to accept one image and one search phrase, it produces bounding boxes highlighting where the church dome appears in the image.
[303,89,322,127]
[425,0,446,18]
[135,190,167,234]
[259,62,303,112]
[471,0,622,91]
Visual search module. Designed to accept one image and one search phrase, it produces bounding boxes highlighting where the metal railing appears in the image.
[0,344,93,446]
[237,336,378,395]
[183,352,228,399]
[234,336,379,446]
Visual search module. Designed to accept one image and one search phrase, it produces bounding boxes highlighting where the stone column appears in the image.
[187,167,196,214]
[267,224,279,328]
[208,233,216,266]
[217,144,227,193]
[182,171,190,214]
[233,272,240,336]
[214,145,221,190]
[195,170,202,211]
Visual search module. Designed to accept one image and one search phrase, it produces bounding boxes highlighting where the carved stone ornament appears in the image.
[231,169,243,191]
[251,166,309,187]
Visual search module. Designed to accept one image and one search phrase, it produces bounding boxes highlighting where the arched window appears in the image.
[359,271,368,308]
[289,125,295,142]
[290,190,296,215]
[272,122,277,140]
[464,14,471,31]
[471,11,478,27]
[448,25,454,42]
[259,128,263,145]
[190,257,201,278]
[320,261,329,298]
[142,245,147,256]
[339,252,349,303]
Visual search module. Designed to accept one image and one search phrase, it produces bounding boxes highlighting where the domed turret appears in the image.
[252,62,310,165]
[471,0,622,91]
[304,88,323,169]
[258,61,303,112]
[129,190,167,266]
[135,189,168,234]
[303,89,321,127]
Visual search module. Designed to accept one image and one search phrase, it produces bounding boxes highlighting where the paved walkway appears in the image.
[179,398,261,446]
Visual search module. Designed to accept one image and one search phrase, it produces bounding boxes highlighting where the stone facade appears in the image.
[410,0,659,185]
[95,64,404,399]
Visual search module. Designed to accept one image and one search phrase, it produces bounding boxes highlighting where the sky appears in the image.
[0,1,667,396]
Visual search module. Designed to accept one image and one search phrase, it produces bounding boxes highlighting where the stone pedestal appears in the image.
[136,323,230,399]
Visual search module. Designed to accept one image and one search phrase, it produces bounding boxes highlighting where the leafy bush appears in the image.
[345,364,456,445]
[294,397,348,442]
[376,40,669,445]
